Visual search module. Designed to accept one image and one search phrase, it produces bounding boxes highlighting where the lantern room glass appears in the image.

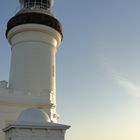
[20,0,52,10]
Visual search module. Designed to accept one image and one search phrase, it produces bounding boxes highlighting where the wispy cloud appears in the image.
[100,55,140,97]
[114,73,140,97]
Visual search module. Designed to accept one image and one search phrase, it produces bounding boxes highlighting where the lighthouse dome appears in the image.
[16,108,51,124]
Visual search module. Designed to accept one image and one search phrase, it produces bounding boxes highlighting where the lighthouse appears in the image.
[0,0,70,139]
[6,0,62,123]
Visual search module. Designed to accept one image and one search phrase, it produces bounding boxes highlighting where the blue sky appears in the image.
[1,0,140,140]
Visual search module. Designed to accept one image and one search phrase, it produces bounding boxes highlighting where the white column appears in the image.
[7,24,61,96]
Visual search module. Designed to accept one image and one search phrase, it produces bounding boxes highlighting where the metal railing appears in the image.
[24,1,49,10]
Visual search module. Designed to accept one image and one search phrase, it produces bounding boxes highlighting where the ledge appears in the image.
[0,88,52,107]
[3,122,70,132]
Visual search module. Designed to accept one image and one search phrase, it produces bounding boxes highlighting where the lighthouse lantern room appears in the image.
[18,0,54,15]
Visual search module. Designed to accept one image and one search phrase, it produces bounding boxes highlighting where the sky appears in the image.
[1,0,140,140]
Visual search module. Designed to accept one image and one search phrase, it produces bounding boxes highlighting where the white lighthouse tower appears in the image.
[0,0,70,139]
[7,0,62,123]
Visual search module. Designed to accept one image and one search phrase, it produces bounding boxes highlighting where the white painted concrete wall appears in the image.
[4,125,68,140]
[8,24,61,99]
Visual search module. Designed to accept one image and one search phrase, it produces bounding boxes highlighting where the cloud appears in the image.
[114,73,140,97]
[100,55,140,97]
